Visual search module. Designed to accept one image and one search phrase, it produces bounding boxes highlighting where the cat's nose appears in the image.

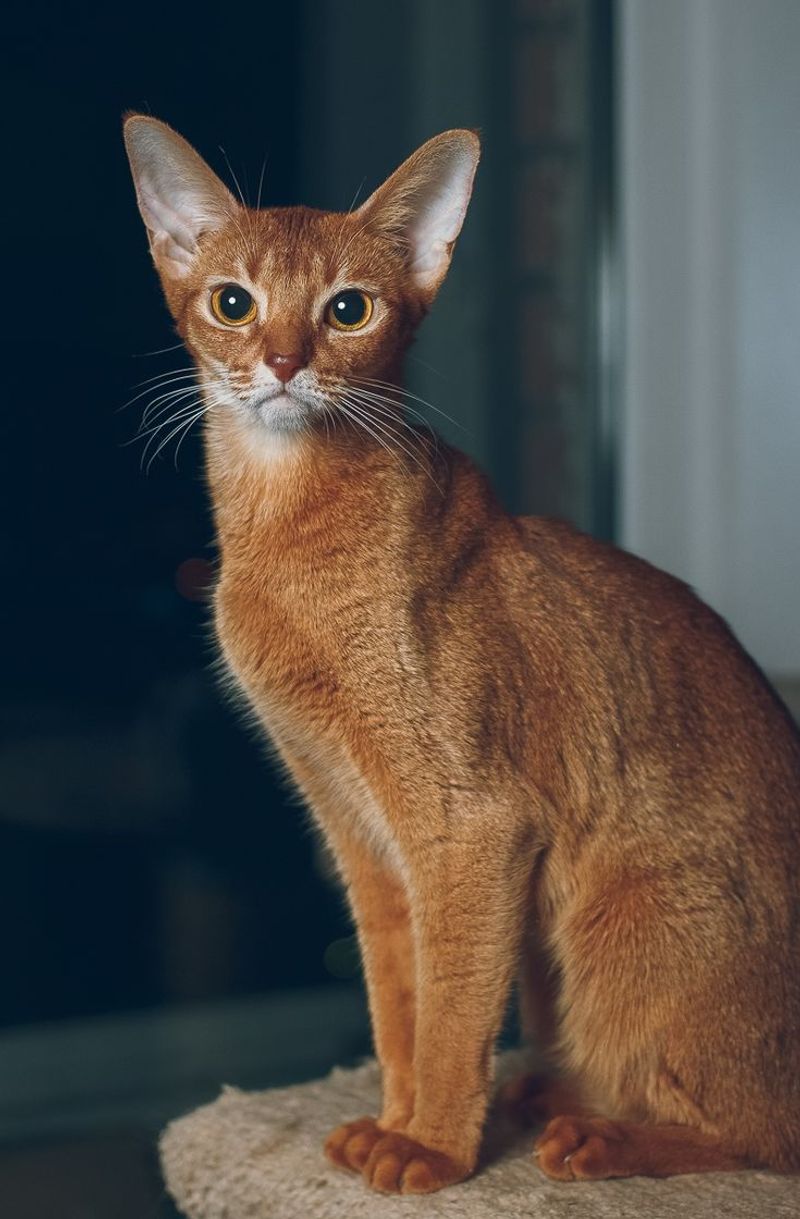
[265,351,305,383]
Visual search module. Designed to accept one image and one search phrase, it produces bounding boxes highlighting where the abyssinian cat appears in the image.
[123,115,800,1193]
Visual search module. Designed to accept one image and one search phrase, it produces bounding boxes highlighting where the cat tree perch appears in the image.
[159,1057,795,1219]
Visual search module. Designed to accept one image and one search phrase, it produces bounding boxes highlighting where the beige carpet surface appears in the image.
[160,1057,799,1218]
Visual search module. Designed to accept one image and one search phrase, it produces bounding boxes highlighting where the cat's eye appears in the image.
[325,290,374,332]
[210,284,257,326]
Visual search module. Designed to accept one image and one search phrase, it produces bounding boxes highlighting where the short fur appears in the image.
[124,116,800,1194]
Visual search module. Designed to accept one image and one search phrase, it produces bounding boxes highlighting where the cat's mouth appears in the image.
[247,385,318,432]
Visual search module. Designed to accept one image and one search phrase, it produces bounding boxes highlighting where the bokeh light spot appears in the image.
[175,557,214,602]
[323,936,361,980]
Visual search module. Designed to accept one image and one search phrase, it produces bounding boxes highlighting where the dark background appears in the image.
[1,0,612,1034]
[2,4,342,1030]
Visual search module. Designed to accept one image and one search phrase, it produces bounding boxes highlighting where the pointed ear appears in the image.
[356,130,480,299]
[123,115,239,278]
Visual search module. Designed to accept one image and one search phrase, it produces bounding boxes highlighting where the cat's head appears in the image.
[123,116,479,439]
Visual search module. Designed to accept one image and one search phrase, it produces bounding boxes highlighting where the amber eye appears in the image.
[210,283,257,326]
[325,289,374,332]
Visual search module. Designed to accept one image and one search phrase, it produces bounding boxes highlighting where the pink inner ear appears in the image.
[404,166,476,288]
[125,116,238,276]
[138,181,199,266]
[356,132,479,292]
[407,191,471,282]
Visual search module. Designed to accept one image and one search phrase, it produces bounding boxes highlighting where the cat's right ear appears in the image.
[123,115,239,279]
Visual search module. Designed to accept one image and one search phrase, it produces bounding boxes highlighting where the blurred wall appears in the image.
[620,0,800,677]
[299,0,493,471]
[300,0,614,528]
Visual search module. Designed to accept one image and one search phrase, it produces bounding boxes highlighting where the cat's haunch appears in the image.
[125,116,800,1193]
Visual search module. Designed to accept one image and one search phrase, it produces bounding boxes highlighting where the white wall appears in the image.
[620,0,800,676]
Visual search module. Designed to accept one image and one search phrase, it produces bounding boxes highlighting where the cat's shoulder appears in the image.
[512,513,697,607]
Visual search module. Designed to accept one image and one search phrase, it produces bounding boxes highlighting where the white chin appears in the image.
[255,392,310,432]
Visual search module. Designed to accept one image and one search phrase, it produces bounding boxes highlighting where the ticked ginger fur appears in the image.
[124,114,800,1193]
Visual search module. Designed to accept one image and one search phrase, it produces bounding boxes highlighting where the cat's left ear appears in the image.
[357,130,480,301]
[123,114,239,279]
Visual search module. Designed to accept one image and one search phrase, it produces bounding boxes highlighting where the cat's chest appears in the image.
[214,572,407,866]
[215,562,388,719]
[228,653,405,870]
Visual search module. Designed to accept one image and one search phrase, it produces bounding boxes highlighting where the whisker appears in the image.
[139,378,201,410]
[353,376,466,431]
[118,370,198,413]
[131,340,186,358]
[145,415,204,473]
[338,389,419,443]
[407,352,449,381]
[132,400,206,449]
[344,407,438,491]
[343,386,438,446]
[140,384,205,428]
[135,390,204,433]
[346,176,366,213]
[343,401,435,463]
[218,144,263,262]
[351,375,471,436]
[256,155,269,211]
[135,394,206,439]
[143,402,215,473]
[133,388,229,451]
[337,400,405,473]
[120,376,198,415]
[172,406,212,469]
[219,145,248,207]
[336,393,441,491]
[131,366,197,389]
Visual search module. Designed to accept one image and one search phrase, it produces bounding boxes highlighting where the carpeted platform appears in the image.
[160,1057,799,1218]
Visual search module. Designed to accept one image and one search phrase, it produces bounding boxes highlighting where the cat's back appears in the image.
[510,512,772,681]
[513,513,697,615]
[502,513,800,805]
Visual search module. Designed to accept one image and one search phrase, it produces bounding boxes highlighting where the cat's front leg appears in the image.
[322,831,417,1172]
[360,824,536,1194]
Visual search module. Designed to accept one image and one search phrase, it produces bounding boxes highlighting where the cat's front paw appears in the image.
[324,1116,383,1172]
[362,1131,470,1194]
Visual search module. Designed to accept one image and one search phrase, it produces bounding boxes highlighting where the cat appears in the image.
[124,115,800,1194]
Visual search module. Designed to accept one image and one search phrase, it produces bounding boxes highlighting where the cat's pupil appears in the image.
[332,291,367,326]
[219,284,252,320]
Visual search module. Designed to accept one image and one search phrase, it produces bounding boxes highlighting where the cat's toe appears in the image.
[362,1131,469,1194]
[534,1114,625,1181]
[324,1116,382,1172]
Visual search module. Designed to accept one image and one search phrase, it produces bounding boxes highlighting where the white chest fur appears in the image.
[220,651,405,875]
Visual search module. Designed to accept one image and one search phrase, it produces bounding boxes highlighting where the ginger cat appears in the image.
[124,115,800,1193]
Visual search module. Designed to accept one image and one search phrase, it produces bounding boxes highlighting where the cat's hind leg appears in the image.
[540,859,799,1178]
[499,926,589,1126]
[534,1114,746,1180]
[499,1070,589,1126]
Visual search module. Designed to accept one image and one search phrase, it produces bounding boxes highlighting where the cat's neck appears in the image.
[203,406,440,569]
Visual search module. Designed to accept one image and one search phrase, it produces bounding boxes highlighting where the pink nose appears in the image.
[265,351,305,383]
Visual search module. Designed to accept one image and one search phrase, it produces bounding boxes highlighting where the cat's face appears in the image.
[124,118,479,439]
